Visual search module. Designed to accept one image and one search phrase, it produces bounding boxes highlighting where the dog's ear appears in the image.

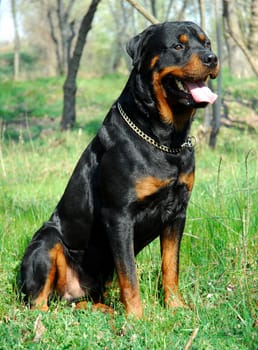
[126,33,144,68]
[126,26,154,70]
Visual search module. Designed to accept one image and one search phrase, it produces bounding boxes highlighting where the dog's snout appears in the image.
[202,52,218,68]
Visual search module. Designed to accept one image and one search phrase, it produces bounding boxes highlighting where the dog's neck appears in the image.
[119,75,195,149]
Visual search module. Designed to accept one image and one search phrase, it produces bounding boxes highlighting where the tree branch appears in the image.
[226,27,258,76]
[66,0,75,21]
[125,0,159,24]
[47,8,62,74]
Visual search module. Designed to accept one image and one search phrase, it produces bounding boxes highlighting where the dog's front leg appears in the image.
[160,217,186,309]
[106,218,142,317]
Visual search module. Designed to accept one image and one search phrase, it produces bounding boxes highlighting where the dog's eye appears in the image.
[173,43,184,51]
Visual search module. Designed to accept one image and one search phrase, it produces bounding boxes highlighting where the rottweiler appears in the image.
[20,21,219,317]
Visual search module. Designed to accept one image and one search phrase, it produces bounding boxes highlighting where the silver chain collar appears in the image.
[117,102,195,154]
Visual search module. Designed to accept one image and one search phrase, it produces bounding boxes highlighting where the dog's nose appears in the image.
[202,52,218,68]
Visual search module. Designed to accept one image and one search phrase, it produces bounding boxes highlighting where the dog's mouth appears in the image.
[163,76,218,107]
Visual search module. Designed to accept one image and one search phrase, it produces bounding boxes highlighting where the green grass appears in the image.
[0,74,126,141]
[0,74,257,349]
[221,69,258,107]
[0,51,39,80]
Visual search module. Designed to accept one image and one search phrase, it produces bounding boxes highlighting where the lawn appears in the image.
[0,74,257,349]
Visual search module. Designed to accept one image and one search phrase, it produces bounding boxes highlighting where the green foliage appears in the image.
[0,74,127,141]
[0,78,62,122]
[222,68,258,110]
[0,75,257,349]
[0,51,40,80]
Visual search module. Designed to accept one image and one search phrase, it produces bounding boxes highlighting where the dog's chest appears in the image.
[134,149,194,198]
[133,174,190,251]
[133,152,193,231]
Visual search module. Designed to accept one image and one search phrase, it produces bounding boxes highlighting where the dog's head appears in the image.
[127,21,220,124]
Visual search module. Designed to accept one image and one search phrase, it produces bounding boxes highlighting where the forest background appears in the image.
[0,0,257,140]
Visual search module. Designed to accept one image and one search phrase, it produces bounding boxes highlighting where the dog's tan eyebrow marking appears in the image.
[199,33,206,42]
[178,34,189,44]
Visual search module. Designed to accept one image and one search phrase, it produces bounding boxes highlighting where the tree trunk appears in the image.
[47,8,63,75]
[209,0,223,148]
[150,0,157,18]
[108,0,131,73]
[46,0,76,76]
[248,0,258,60]
[197,0,212,141]
[60,0,101,130]
[223,0,258,77]
[11,0,20,81]
[56,0,75,74]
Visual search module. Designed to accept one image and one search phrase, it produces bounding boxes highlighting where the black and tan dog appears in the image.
[20,21,219,317]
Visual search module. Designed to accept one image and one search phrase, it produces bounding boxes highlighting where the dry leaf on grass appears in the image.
[33,314,46,342]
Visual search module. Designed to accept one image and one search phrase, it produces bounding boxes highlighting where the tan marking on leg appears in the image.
[32,243,85,309]
[54,244,85,301]
[135,176,172,200]
[118,274,142,318]
[75,301,114,315]
[55,243,67,295]
[32,245,60,311]
[75,301,88,309]
[160,228,185,308]
[92,303,114,315]
[33,243,69,311]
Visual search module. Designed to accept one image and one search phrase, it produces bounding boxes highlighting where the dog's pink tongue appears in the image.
[184,81,218,104]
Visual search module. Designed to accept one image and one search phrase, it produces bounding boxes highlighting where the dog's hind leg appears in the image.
[33,243,68,311]
[21,228,66,311]
[32,247,57,311]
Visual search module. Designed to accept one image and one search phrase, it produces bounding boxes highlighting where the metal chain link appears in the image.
[117,102,195,154]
